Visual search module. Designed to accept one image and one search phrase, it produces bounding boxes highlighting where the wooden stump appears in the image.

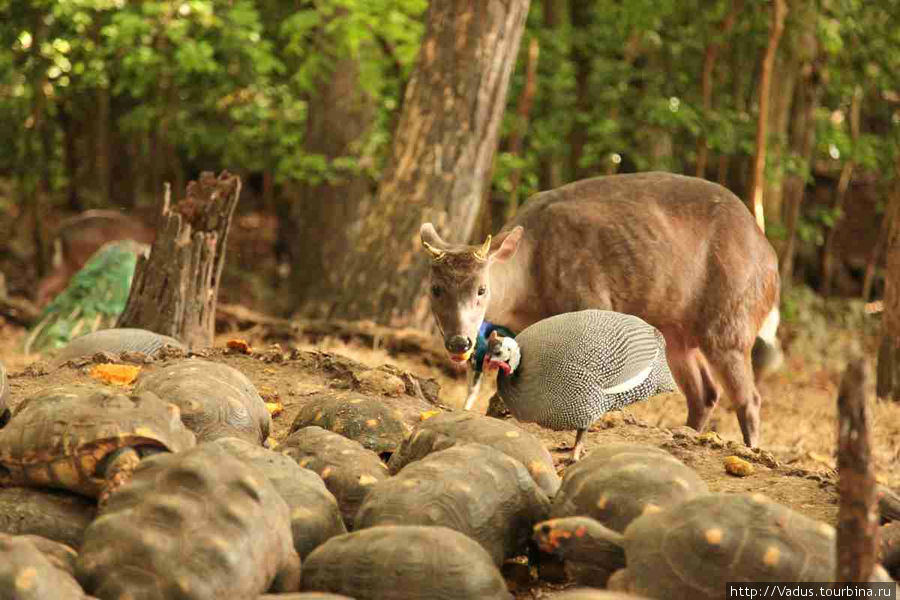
[835,358,879,583]
[117,171,241,351]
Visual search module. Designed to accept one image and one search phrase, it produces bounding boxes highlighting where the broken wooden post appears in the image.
[836,357,879,582]
[117,171,241,351]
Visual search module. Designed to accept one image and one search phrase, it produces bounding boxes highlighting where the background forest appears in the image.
[1,0,898,320]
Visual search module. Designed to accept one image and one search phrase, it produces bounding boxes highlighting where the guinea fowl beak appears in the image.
[484,357,511,375]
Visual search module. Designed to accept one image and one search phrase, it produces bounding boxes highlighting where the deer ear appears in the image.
[490,226,523,262]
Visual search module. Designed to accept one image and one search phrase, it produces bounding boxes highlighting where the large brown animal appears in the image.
[36,210,154,307]
[420,172,779,447]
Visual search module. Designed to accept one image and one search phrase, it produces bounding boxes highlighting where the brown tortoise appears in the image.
[289,391,409,457]
[76,443,301,599]
[0,486,96,549]
[134,359,272,445]
[550,442,708,532]
[212,437,347,559]
[281,425,390,528]
[301,525,512,599]
[387,411,560,497]
[0,383,195,500]
[0,533,96,599]
[535,493,891,600]
[355,443,550,565]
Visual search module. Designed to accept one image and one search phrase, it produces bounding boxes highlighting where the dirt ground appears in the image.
[1,302,897,597]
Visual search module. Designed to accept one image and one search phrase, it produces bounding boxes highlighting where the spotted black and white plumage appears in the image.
[489,310,675,456]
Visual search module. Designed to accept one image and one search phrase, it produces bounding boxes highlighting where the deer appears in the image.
[420,171,780,448]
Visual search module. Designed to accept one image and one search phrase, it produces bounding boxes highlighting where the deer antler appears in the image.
[473,235,492,261]
[422,240,446,260]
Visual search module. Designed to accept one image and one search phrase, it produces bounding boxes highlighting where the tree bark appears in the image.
[821,86,862,296]
[286,54,375,318]
[835,358,878,583]
[877,161,900,401]
[505,36,540,221]
[695,0,742,179]
[746,0,788,232]
[117,171,241,350]
[324,0,530,327]
[863,210,891,302]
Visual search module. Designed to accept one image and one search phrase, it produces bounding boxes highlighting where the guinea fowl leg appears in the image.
[571,429,587,461]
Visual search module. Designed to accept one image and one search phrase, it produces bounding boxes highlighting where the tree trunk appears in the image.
[821,86,862,296]
[324,0,530,327]
[117,172,241,350]
[746,0,788,232]
[695,0,742,179]
[568,0,591,181]
[505,36,540,221]
[863,210,891,302]
[877,162,900,401]
[835,358,878,583]
[778,58,822,291]
[286,54,375,318]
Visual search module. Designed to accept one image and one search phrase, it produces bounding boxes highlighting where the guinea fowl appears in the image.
[484,309,676,461]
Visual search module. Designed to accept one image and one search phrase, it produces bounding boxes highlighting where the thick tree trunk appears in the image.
[746,0,787,232]
[836,358,878,582]
[287,55,375,318]
[863,212,890,302]
[821,87,862,296]
[324,0,530,327]
[117,172,241,350]
[877,163,900,401]
[695,0,742,179]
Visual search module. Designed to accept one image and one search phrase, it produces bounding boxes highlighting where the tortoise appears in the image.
[387,411,560,497]
[289,391,409,457]
[535,492,888,600]
[213,436,347,559]
[0,486,96,549]
[881,521,900,579]
[550,442,708,532]
[76,443,301,599]
[0,533,96,599]
[355,443,551,565]
[0,359,9,427]
[134,359,271,445]
[879,485,900,523]
[50,328,185,368]
[281,425,390,528]
[0,383,195,500]
[301,525,512,599]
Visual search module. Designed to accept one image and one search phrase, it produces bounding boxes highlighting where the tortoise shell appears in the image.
[50,328,185,368]
[0,383,195,498]
[0,533,95,599]
[551,443,708,532]
[212,436,346,559]
[281,425,390,528]
[355,443,551,565]
[620,493,837,599]
[134,359,271,445]
[289,391,409,456]
[301,525,512,599]
[548,590,651,600]
[0,486,96,549]
[76,443,301,598]
[387,411,560,497]
[258,595,353,599]
[0,360,9,426]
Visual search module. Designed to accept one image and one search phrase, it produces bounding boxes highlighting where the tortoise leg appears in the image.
[571,429,587,462]
[97,447,142,505]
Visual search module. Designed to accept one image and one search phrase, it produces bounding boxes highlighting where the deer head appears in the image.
[419,222,523,362]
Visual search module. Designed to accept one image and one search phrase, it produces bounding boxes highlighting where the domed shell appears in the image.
[0,487,96,549]
[0,533,94,599]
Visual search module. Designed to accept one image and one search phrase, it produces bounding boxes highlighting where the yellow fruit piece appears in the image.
[419,410,441,421]
[89,364,141,386]
[266,402,284,417]
[724,455,754,477]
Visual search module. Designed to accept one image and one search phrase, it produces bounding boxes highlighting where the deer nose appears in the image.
[446,335,473,354]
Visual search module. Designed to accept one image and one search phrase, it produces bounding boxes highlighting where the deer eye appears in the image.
[477,286,487,296]
[431,285,442,297]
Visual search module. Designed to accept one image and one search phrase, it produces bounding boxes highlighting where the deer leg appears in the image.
[704,347,761,448]
[463,368,483,411]
[667,343,718,432]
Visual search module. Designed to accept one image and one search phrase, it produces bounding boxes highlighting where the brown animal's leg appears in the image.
[704,347,761,447]
[667,342,718,433]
